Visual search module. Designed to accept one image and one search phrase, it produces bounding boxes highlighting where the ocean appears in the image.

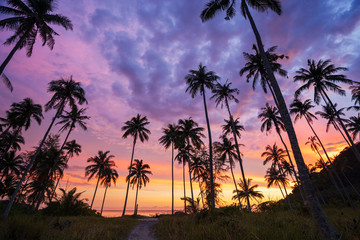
[100,209,178,217]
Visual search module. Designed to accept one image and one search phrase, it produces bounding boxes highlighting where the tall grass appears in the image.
[155,206,360,240]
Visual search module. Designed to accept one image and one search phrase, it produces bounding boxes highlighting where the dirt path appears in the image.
[126,218,159,240]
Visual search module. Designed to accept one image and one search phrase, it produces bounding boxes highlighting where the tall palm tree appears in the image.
[3,76,86,218]
[232,178,263,205]
[190,153,207,208]
[265,166,290,202]
[34,106,89,211]
[121,114,151,216]
[85,150,115,210]
[211,80,251,212]
[177,118,204,205]
[100,167,118,216]
[126,159,152,215]
[158,123,179,215]
[185,63,219,208]
[213,136,243,210]
[346,114,360,142]
[240,44,288,106]
[175,145,191,213]
[0,0,73,78]
[222,117,245,138]
[294,59,360,163]
[201,1,338,237]
[0,151,23,182]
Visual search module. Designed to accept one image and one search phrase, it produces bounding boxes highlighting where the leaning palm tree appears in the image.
[158,123,179,215]
[0,0,73,78]
[3,76,87,218]
[294,59,360,163]
[185,63,219,208]
[211,80,251,212]
[201,1,338,237]
[346,114,360,143]
[232,178,263,206]
[100,167,118,216]
[121,114,151,216]
[126,159,152,215]
[85,150,115,210]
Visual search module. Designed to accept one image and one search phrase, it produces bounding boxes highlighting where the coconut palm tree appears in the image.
[85,150,115,210]
[100,167,118,216]
[222,117,245,139]
[346,114,360,142]
[201,1,338,237]
[126,159,152,215]
[175,145,191,213]
[0,131,24,153]
[177,118,205,205]
[190,152,207,208]
[0,151,23,181]
[349,83,360,111]
[159,123,179,215]
[185,63,219,208]
[3,76,86,218]
[240,44,288,106]
[121,114,151,216]
[232,178,263,206]
[34,106,89,210]
[211,81,251,212]
[0,0,73,78]
[265,166,290,202]
[294,59,360,163]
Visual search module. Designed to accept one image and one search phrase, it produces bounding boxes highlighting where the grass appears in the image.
[154,206,360,240]
[0,215,139,240]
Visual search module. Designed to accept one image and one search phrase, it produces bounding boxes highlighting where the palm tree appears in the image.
[201,1,338,237]
[175,145,191,213]
[222,117,245,138]
[3,76,86,218]
[34,106,89,210]
[232,178,263,206]
[177,118,205,205]
[190,152,207,208]
[349,83,360,111]
[346,114,360,142]
[100,167,118,216]
[294,59,360,163]
[240,44,288,106]
[158,123,179,215]
[265,166,290,202]
[0,0,73,78]
[213,136,243,210]
[85,150,115,210]
[0,131,24,153]
[0,151,23,182]
[185,63,219,208]
[126,159,152,215]
[211,80,251,212]
[121,114,151,216]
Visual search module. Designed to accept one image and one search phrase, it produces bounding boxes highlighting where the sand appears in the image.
[126,218,159,240]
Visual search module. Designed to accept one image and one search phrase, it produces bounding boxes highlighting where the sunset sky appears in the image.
[0,0,359,215]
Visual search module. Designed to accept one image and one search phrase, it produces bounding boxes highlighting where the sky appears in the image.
[0,0,360,215]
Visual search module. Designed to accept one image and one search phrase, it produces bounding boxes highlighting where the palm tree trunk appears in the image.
[134,183,139,215]
[183,159,186,214]
[171,143,174,215]
[0,34,28,76]
[34,126,73,211]
[122,138,137,217]
[278,183,285,199]
[243,3,339,239]
[202,89,214,209]
[281,181,293,209]
[3,105,63,219]
[276,131,306,202]
[90,177,100,209]
[100,185,108,216]
[187,155,194,204]
[199,182,205,208]
[50,155,70,202]
[321,90,360,163]
[229,160,243,212]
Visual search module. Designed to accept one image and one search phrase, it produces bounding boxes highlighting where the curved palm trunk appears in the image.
[229,159,243,212]
[134,183,139,215]
[277,183,285,199]
[183,160,186,213]
[243,3,339,239]
[202,89,215,208]
[171,143,174,215]
[276,130,305,202]
[3,105,63,219]
[100,185,108,216]
[90,177,100,209]
[34,126,73,211]
[225,100,251,212]
[122,138,137,217]
[0,34,28,76]
[187,155,194,204]
[50,155,70,202]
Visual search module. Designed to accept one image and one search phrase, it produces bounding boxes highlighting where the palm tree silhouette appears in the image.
[232,178,263,206]
[349,83,360,111]
[0,131,24,153]
[265,166,290,202]
[0,151,23,182]
[294,59,360,162]
[85,150,115,210]
[121,114,150,216]
[346,114,360,142]
[190,152,207,208]
[0,0,73,79]
[185,63,219,208]
[201,1,337,236]
[100,166,118,216]
[211,80,251,212]
[175,145,191,213]
[159,123,179,215]
[126,159,152,215]
[3,76,86,218]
